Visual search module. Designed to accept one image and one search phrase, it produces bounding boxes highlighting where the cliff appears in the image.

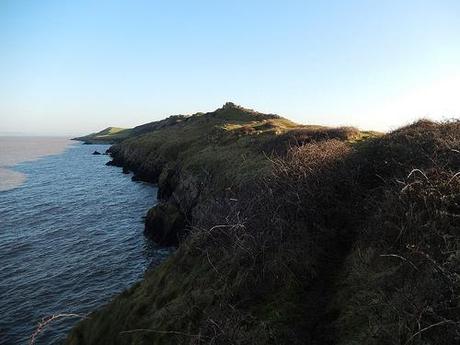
[66,105,460,345]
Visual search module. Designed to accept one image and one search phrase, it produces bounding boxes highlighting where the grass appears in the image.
[73,127,132,143]
[100,127,126,135]
[65,105,458,345]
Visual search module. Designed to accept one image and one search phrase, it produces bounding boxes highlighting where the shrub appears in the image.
[336,119,460,345]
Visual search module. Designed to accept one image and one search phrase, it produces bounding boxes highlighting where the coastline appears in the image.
[65,104,366,344]
[67,107,460,345]
[0,140,162,344]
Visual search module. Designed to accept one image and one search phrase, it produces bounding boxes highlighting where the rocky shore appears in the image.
[105,149,189,246]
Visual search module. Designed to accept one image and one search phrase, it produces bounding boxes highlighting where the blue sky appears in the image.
[1,0,459,135]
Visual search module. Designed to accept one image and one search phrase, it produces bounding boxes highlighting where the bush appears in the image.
[336,119,460,345]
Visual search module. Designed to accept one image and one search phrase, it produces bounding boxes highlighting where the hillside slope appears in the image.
[104,102,364,245]
[66,105,459,345]
[73,127,132,144]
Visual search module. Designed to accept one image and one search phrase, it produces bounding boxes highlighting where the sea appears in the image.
[0,137,170,344]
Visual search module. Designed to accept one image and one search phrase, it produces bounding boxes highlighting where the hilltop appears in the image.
[67,104,459,345]
[73,127,131,144]
[73,102,370,146]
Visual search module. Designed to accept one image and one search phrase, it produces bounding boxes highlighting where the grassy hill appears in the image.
[66,104,459,345]
[73,127,132,144]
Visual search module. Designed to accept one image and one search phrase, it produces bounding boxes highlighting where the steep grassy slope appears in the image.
[66,105,459,345]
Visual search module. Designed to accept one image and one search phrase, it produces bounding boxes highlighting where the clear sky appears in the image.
[1,0,459,135]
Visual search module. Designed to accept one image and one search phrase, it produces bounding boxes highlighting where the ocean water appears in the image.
[0,137,72,192]
[0,138,170,344]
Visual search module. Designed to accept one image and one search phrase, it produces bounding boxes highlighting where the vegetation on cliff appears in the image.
[68,104,459,345]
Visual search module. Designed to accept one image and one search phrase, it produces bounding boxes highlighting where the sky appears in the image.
[0,0,459,136]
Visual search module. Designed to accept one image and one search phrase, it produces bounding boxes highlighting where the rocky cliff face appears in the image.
[104,103,291,246]
[107,145,203,246]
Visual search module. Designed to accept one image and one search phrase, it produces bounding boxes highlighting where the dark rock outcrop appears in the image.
[144,202,185,246]
[92,150,101,155]
[105,160,116,166]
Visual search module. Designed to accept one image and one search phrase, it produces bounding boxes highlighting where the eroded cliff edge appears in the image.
[104,102,350,247]
[68,105,460,345]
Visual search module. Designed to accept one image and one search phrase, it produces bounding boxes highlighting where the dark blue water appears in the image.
[0,142,171,344]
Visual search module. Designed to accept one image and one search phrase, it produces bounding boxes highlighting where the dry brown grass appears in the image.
[262,126,362,156]
[336,119,460,345]
[30,313,86,345]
